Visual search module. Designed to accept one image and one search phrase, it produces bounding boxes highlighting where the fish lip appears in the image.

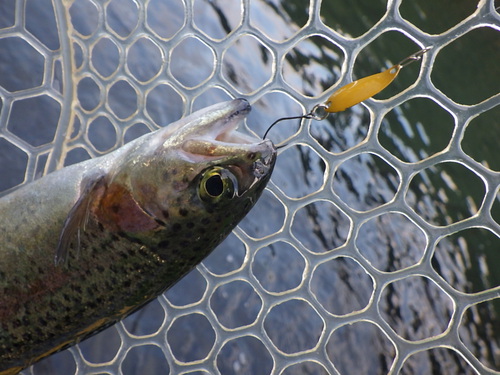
[257,139,276,166]
[213,98,254,144]
[228,98,251,118]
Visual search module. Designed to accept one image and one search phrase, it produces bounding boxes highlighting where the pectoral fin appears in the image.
[54,174,105,266]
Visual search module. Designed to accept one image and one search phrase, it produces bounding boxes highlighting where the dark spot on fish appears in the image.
[22,318,34,329]
[180,240,190,247]
[171,247,181,255]
[201,218,210,225]
[96,265,105,273]
[34,327,44,336]
[173,223,181,231]
[123,279,132,288]
[86,231,96,242]
[23,332,33,342]
[133,264,144,273]
[171,168,178,175]
[110,274,119,284]
[98,223,105,231]
[163,171,169,181]
[162,210,169,219]
[186,222,194,229]
[60,312,72,323]
[127,236,144,245]
[193,246,203,252]
[155,218,166,226]
[159,240,169,248]
[179,208,188,216]
[247,152,256,160]
[111,204,120,213]
[109,264,120,273]
[118,250,129,260]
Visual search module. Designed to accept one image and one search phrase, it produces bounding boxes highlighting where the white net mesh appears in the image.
[1,0,499,374]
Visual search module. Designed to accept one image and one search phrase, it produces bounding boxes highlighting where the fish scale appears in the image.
[0,165,266,371]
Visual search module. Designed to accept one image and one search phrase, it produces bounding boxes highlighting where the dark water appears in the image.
[1,0,499,374]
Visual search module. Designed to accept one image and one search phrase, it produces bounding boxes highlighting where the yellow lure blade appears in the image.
[325,47,431,113]
[326,65,400,112]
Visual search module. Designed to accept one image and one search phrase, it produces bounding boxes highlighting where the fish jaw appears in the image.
[162,98,255,151]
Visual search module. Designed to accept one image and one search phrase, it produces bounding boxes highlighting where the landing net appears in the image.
[0,0,499,374]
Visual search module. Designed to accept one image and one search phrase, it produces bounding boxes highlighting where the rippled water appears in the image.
[1,0,499,374]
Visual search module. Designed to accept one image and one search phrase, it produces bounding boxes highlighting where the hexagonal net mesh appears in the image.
[0,0,499,374]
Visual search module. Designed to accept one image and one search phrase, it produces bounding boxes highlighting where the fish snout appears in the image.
[252,139,277,179]
[231,98,251,117]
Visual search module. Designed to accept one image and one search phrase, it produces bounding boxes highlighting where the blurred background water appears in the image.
[0,0,499,374]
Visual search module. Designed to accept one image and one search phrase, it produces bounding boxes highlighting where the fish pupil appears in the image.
[205,174,224,197]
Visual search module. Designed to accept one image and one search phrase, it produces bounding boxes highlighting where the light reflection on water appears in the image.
[1,0,498,373]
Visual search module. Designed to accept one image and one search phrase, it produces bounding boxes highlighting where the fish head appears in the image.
[110,99,276,249]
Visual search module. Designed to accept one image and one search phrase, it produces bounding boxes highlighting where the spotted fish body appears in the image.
[0,99,276,374]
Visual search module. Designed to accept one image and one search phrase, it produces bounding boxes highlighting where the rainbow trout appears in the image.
[0,99,276,374]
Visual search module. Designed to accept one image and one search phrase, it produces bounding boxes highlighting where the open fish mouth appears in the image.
[179,99,276,165]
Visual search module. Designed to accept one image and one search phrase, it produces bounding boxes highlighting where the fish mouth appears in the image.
[180,98,275,162]
[177,99,276,193]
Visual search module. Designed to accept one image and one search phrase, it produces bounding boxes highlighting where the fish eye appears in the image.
[199,167,236,203]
